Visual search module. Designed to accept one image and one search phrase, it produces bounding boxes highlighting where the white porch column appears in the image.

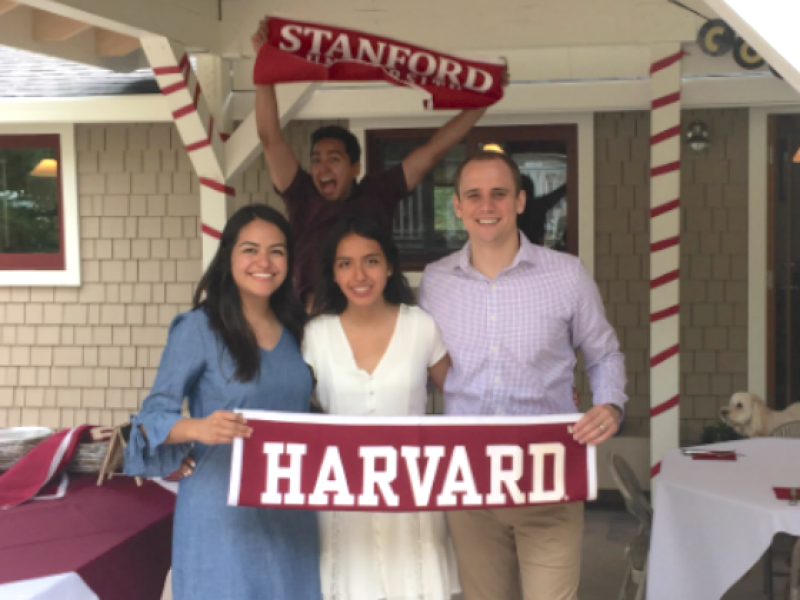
[140,36,232,270]
[648,43,683,481]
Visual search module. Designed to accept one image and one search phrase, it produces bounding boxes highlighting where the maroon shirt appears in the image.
[279,164,408,303]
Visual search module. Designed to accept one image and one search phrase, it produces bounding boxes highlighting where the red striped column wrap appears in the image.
[141,37,233,269]
[649,44,683,481]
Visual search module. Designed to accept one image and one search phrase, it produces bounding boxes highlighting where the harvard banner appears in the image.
[254,17,506,110]
[228,412,596,512]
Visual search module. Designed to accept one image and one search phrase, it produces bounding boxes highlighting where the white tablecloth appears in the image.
[648,438,800,600]
[0,573,98,600]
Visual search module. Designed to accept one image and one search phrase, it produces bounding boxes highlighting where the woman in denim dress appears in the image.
[124,205,321,600]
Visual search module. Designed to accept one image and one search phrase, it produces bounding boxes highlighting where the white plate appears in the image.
[0,426,53,444]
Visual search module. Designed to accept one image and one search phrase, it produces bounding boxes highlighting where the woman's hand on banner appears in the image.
[572,404,620,445]
[194,411,253,445]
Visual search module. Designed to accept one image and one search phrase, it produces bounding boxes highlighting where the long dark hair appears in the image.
[311,214,415,317]
[193,204,307,382]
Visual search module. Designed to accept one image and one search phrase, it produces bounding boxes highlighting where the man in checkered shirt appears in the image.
[419,150,627,600]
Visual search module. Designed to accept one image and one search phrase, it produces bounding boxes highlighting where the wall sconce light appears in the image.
[793,147,800,163]
[685,122,711,152]
[29,158,58,178]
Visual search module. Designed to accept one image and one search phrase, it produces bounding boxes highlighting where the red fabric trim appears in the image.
[160,81,187,95]
[172,104,196,119]
[651,125,682,146]
[201,223,222,239]
[186,138,211,152]
[650,51,685,74]
[651,161,681,177]
[650,462,661,478]
[650,395,679,418]
[199,177,236,196]
[220,132,231,141]
[651,91,681,110]
[650,344,679,368]
[650,269,680,288]
[650,198,680,217]
[651,236,680,252]
[650,305,679,323]
[152,66,181,76]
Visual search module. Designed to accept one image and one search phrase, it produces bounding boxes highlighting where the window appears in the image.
[0,124,79,285]
[367,125,578,269]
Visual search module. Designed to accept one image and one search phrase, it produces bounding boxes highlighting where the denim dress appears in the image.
[124,309,321,600]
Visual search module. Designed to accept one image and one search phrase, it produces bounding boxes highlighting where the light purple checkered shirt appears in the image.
[419,234,627,416]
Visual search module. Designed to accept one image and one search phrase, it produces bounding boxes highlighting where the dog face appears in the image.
[720,392,766,437]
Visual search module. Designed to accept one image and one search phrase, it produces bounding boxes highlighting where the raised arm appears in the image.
[252,19,299,193]
[401,108,487,190]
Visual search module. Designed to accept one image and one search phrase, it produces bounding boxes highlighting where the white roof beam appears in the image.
[0,4,145,70]
[0,0,19,17]
[702,0,800,96]
[224,82,319,182]
[94,29,139,57]
[228,75,800,121]
[14,0,220,53]
[31,8,90,41]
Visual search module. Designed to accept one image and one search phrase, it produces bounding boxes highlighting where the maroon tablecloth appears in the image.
[0,475,175,600]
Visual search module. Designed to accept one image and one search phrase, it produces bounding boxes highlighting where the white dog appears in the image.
[720,392,800,437]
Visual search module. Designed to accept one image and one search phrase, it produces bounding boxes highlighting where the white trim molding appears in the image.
[0,122,80,286]
[0,96,171,124]
[351,113,595,283]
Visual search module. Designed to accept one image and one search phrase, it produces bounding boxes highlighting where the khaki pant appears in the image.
[447,503,584,600]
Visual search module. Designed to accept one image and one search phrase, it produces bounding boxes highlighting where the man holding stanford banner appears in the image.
[418,150,627,600]
[251,17,502,307]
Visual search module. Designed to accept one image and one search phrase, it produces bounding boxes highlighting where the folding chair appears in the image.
[608,453,652,600]
[771,421,800,439]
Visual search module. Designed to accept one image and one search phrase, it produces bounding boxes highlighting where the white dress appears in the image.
[303,304,461,600]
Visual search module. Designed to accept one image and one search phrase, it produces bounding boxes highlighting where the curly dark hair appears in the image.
[193,204,307,382]
[311,214,415,317]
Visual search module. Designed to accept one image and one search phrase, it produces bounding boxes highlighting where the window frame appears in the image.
[0,123,80,286]
[366,124,579,270]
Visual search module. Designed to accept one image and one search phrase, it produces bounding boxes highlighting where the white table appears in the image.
[0,574,98,600]
[648,438,800,600]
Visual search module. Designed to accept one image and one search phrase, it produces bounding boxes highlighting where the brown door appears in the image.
[769,115,800,409]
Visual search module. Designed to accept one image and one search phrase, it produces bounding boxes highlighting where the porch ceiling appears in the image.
[0,0,715,71]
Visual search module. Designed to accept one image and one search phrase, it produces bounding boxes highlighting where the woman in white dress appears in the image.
[304,214,460,600]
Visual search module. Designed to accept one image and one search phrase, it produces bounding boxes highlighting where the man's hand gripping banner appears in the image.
[228,412,596,511]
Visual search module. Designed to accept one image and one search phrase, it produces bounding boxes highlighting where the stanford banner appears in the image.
[228,412,596,512]
[254,17,506,110]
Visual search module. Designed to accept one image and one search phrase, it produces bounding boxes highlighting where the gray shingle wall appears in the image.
[591,109,748,442]
[0,120,338,429]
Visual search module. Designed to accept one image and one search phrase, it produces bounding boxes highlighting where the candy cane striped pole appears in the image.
[649,43,683,482]
[141,37,233,269]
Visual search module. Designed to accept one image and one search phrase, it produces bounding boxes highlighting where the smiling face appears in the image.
[230,219,288,303]
[311,138,361,202]
[454,157,526,248]
[333,233,391,309]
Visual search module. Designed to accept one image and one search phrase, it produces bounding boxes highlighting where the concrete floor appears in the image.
[160,506,791,600]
